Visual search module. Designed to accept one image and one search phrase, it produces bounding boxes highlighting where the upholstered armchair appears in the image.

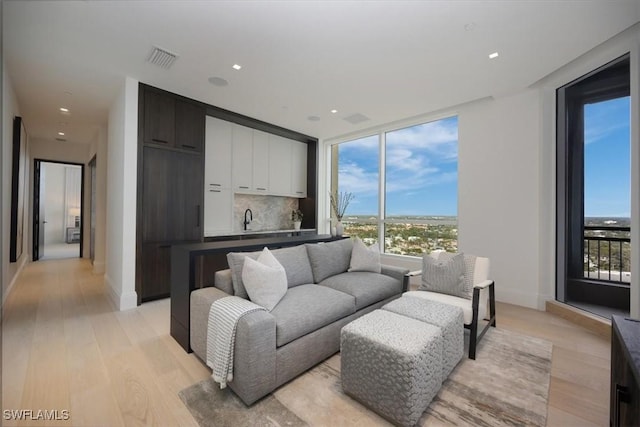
[404,251,496,359]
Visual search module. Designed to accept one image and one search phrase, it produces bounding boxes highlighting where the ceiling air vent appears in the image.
[147,46,178,69]
[343,113,370,125]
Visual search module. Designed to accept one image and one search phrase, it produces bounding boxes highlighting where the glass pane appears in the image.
[583,96,630,282]
[384,220,458,255]
[384,116,458,254]
[331,135,379,240]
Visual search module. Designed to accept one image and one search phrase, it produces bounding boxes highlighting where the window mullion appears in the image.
[378,131,386,252]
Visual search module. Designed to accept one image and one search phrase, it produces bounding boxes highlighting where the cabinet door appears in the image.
[268,135,292,195]
[204,116,232,189]
[204,188,233,236]
[144,90,175,146]
[175,100,205,152]
[142,147,202,242]
[291,141,307,197]
[232,124,253,192]
[141,242,172,301]
[252,130,270,193]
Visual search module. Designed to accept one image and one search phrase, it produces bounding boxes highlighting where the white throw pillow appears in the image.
[241,248,287,311]
[348,237,381,273]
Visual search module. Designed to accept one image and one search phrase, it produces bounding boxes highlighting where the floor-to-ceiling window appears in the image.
[331,116,458,256]
[557,54,631,318]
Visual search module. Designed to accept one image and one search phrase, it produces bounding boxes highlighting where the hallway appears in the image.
[1,259,208,426]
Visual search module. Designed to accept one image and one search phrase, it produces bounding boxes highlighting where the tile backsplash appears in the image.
[233,194,300,232]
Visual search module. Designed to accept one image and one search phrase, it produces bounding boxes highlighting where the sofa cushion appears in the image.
[242,248,287,311]
[348,237,381,273]
[270,284,356,347]
[227,245,314,298]
[305,239,353,283]
[319,272,402,310]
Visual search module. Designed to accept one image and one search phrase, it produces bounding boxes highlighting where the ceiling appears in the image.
[4,1,640,144]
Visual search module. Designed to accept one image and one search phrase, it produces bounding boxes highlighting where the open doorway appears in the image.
[33,160,84,261]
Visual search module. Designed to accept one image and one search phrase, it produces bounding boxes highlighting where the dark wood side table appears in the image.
[611,315,640,426]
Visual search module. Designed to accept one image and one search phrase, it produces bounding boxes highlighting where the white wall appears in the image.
[88,126,108,274]
[2,58,29,305]
[42,163,66,244]
[105,76,138,310]
[457,91,545,309]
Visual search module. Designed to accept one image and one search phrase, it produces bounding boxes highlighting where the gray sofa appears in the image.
[190,238,409,405]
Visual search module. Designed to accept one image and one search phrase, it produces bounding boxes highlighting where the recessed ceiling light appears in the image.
[232,64,242,70]
[489,52,499,59]
[331,109,338,114]
[307,115,321,122]
[58,132,65,136]
[60,107,69,112]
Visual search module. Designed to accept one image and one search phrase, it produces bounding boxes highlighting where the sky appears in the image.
[336,95,631,218]
[337,116,458,216]
[584,96,630,218]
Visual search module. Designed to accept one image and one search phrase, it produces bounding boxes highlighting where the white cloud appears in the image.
[338,161,378,195]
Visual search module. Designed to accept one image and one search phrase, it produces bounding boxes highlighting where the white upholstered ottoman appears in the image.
[382,296,464,379]
[340,309,443,427]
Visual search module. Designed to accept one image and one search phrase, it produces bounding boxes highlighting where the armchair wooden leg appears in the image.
[489,281,496,328]
[468,287,481,360]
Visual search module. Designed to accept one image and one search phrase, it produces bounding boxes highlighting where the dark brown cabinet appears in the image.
[143,89,175,146]
[137,84,205,302]
[611,316,640,427]
[175,100,204,152]
[142,88,204,153]
[141,243,172,301]
[141,147,202,242]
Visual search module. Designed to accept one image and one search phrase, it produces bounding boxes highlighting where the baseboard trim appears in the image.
[546,300,611,339]
[104,274,138,311]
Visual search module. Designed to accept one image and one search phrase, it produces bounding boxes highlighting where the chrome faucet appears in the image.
[243,208,253,231]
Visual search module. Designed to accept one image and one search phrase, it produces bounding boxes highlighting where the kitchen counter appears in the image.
[204,228,316,239]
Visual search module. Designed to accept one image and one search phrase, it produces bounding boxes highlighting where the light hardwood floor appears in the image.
[2,259,610,426]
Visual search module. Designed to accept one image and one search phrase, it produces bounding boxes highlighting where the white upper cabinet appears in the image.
[291,141,307,197]
[252,130,270,193]
[205,116,307,199]
[268,135,293,196]
[231,124,253,192]
[204,116,232,189]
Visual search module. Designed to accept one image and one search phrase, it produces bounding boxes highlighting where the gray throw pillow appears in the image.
[419,252,466,298]
[305,239,353,283]
[348,237,381,273]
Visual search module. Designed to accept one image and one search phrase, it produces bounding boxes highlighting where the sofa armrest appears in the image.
[381,264,411,292]
[229,310,277,405]
[214,269,234,295]
[190,287,231,359]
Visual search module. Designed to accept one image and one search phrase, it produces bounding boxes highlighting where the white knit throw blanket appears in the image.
[206,296,266,389]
